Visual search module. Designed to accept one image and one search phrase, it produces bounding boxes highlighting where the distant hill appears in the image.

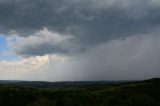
[144,78,160,82]
[0,80,132,88]
[0,78,159,106]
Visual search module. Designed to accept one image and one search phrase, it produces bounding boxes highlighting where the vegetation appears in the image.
[0,78,160,106]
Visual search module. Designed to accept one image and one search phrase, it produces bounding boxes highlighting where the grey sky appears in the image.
[0,0,160,81]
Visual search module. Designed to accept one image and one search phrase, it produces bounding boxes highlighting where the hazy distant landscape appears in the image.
[0,78,160,106]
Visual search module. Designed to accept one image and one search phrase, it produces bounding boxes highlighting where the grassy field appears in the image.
[0,78,160,106]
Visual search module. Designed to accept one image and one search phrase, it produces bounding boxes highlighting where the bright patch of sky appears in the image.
[0,34,21,61]
[0,34,8,52]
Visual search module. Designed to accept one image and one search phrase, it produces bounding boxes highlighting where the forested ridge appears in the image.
[0,78,160,106]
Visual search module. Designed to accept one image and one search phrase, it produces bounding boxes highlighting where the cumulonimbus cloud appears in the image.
[0,0,160,81]
[1,0,160,57]
[2,33,159,81]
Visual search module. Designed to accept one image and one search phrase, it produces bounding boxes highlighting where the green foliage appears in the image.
[0,79,160,106]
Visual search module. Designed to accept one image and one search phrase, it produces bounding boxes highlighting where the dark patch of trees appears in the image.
[0,78,160,106]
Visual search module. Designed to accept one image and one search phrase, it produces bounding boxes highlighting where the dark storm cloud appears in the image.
[1,0,160,56]
[45,34,160,81]
[1,0,160,80]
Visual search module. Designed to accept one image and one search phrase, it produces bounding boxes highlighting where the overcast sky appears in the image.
[0,0,160,81]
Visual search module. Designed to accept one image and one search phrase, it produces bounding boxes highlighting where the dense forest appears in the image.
[0,78,160,106]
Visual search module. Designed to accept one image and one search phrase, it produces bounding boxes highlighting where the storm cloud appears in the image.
[0,0,160,80]
[1,0,160,56]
